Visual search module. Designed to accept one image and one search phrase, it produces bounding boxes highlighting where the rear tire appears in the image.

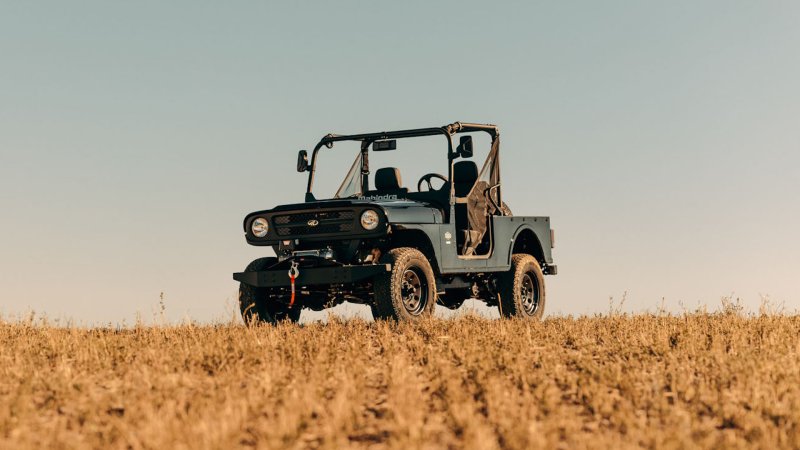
[239,257,301,325]
[497,254,546,320]
[372,248,436,321]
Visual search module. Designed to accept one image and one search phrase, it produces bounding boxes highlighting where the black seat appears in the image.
[368,167,408,197]
[453,161,478,197]
[453,161,488,255]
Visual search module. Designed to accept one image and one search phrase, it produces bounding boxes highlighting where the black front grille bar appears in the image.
[273,209,358,237]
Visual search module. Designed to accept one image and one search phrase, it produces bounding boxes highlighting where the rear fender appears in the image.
[510,226,546,265]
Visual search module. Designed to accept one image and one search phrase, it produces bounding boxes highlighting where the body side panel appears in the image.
[435,216,553,274]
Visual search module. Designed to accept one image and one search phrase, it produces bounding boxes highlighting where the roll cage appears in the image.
[304,122,501,208]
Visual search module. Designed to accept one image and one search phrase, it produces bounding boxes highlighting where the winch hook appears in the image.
[288,261,300,307]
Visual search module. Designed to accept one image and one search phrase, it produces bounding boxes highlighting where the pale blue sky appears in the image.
[1,1,798,323]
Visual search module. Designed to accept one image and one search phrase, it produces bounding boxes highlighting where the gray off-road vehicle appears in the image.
[233,122,556,323]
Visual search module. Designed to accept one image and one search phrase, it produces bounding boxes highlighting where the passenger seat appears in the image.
[370,167,408,197]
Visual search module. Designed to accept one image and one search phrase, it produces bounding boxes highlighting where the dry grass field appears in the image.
[2,311,799,449]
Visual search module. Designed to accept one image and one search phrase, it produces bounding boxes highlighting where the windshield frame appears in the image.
[303,122,499,203]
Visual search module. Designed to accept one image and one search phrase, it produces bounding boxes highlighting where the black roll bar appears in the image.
[305,122,499,200]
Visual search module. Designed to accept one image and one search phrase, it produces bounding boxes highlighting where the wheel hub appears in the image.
[520,273,539,314]
[401,269,426,315]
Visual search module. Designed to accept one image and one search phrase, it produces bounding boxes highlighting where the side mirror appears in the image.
[457,136,473,158]
[296,150,309,172]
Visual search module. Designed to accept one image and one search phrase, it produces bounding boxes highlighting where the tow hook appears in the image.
[288,261,300,306]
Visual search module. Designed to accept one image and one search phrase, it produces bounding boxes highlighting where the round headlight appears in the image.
[251,217,269,237]
[360,210,380,230]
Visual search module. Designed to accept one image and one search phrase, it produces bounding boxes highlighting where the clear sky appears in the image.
[1,1,798,324]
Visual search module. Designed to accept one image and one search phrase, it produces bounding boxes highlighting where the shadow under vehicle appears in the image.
[233,122,557,323]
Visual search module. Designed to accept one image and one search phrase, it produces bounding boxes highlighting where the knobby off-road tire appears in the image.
[239,257,301,325]
[372,248,437,321]
[497,254,546,320]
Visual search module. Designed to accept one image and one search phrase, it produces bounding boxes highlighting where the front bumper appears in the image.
[233,264,391,288]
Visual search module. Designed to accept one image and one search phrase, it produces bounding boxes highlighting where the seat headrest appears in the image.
[454,161,478,185]
[375,167,403,190]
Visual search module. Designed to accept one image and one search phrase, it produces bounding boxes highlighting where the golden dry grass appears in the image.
[1,313,799,449]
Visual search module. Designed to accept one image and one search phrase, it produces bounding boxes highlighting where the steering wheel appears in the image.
[417,173,448,192]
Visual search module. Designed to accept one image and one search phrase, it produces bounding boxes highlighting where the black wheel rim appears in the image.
[520,273,540,315]
[401,267,427,315]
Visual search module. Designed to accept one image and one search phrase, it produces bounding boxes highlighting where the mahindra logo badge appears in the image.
[307,219,319,227]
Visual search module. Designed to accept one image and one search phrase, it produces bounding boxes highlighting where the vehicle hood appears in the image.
[244,197,444,230]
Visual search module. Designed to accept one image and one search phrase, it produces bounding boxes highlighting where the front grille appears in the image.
[273,209,357,237]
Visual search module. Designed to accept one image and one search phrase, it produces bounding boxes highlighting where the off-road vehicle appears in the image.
[233,122,557,323]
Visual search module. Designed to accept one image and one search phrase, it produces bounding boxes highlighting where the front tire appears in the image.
[497,254,546,320]
[372,248,436,321]
[239,257,301,325]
